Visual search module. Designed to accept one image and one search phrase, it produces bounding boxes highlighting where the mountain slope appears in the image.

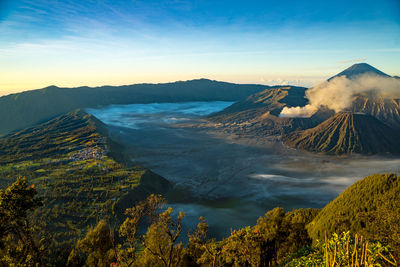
[350,95,400,129]
[328,62,390,81]
[208,86,326,136]
[0,109,107,163]
[0,79,268,135]
[307,173,400,250]
[283,112,400,155]
[0,110,171,249]
[328,63,400,128]
[213,86,308,117]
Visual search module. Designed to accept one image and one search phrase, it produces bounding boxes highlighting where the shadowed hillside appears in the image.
[0,79,267,135]
[284,112,400,155]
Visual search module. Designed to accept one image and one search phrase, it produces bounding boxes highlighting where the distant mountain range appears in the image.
[0,79,268,135]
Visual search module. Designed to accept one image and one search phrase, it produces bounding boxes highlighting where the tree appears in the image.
[117,194,185,266]
[220,226,264,266]
[137,208,185,267]
[254,207,319,265]
[0,177,44,266]
[74,220,116,267]
[185,216,222,267]
[118,194,166,265]
[359,193,400,260]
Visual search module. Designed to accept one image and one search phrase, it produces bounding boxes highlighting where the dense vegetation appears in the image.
[0,110,170,264]
[1,177,398,266]
[0,79,268,135]
[284,112,400,155]
[308,173,400,252]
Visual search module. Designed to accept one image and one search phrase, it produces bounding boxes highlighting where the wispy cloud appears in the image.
[1,0,399,93]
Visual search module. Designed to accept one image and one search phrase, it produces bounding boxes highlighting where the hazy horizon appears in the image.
[1,0,399,95]
[0,77,310,97]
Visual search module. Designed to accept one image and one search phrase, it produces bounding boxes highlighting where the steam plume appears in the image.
[280,74,400,118]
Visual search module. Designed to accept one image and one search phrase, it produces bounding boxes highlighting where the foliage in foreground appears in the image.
[308,173,400,259]
[1,177,399,266]
[0,177,45,266]
[285,232,397,266]
[0,111,164,264]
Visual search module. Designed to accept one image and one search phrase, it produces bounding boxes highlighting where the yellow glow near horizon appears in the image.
[0,69,326,97]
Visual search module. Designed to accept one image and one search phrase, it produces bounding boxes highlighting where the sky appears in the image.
[0,0,399,96]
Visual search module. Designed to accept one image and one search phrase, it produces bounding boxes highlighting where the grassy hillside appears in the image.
[307,173,400,251]
[284,112,400,155]
[0,79,267,135]
[0,110,170,257]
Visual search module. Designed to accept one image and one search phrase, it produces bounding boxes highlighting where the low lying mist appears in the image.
[87,101,234,129]
[87,102,400,239]
[280,74,400,118]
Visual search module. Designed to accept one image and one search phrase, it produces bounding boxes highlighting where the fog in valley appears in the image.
[87,102,400,239]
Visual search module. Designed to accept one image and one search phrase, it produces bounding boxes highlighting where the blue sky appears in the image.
[0,0,399,95]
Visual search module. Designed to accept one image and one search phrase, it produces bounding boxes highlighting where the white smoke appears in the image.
[280,74,400,118]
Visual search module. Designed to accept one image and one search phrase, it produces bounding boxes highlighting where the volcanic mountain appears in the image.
[328,62,390,81]
[208,86,327,136]
[283,112,400,155]
[349,95,400,129]
[213,86,308,117]
[328,63,400,128]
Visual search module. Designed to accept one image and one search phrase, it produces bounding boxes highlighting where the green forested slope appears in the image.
[0,110,170,261]
[307,173,400,250]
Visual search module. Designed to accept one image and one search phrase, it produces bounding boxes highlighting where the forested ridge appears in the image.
[0,110,170,264]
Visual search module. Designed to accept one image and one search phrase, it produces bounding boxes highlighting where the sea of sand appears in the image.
[87,102,400,239]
